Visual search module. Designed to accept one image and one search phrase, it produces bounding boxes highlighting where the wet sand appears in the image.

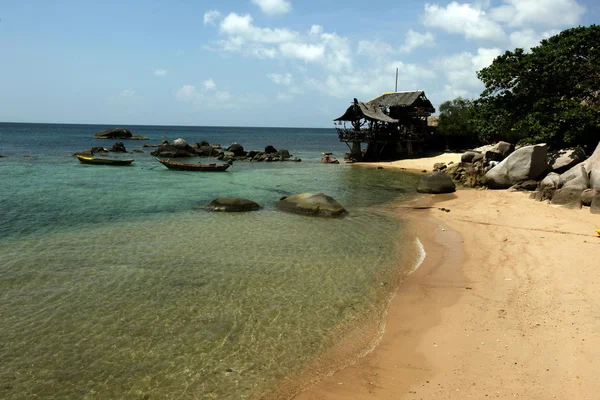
[296,189,600,399]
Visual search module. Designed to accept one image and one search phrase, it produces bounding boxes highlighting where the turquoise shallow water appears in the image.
[0,124,421,399]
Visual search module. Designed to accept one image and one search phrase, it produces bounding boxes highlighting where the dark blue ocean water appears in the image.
[0,123,421,399]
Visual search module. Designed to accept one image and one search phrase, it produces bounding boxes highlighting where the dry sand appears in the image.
[353,153,463,172]
[296,189,600,399]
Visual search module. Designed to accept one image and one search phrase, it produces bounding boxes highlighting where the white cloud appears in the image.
[357,39,395,57]
[309,25,323,36]
[400,29,435,53]
[203,79,217,90]
[176,49,185,56]
[490,0,585,28]
[423,2,506,42]
[279,42,325,62]
[154,69,167,76]
[276,92,294,101]
[251,0,292,16]
[176,83,233,106]
[267,73,293,85]
[204,10,221,26]
[309,61,435,99]
[120,90,136,97]
[219,13,297,44]
[175,85,197,102]
[433,47,502,99]
[213,13,352,72]
[509,28,560,51]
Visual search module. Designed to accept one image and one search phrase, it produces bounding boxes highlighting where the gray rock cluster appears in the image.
[151,139,301,162]
[530,142,600,212]
[429,139,600,214]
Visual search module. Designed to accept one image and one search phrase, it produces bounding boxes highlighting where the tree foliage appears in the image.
[437,97,479,148]
[473,25,600,149]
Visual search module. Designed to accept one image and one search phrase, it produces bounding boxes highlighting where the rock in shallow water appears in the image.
[276,193,346,217]
[204,198,261,212]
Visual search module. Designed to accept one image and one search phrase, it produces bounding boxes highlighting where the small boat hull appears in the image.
[76,155,134,166]
[156,158,230,172]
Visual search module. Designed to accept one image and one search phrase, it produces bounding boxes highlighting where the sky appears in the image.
[0,0,598,127]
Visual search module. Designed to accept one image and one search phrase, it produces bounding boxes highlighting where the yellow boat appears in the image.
[76,155,134,166]
[596,229,600,236]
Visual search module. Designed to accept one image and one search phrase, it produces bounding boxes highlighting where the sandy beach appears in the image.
[353,153,463,172]
[296,189,600,399]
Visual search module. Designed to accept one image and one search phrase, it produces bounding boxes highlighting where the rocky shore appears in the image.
[415,141,600,213]
[150,138,302,162]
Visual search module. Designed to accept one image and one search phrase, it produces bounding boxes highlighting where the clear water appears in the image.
[0,123,420,399]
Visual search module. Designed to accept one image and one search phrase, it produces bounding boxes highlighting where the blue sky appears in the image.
[0,0,598,127]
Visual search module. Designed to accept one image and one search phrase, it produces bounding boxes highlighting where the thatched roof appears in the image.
[334,99,399,123]
[367,91,435,113]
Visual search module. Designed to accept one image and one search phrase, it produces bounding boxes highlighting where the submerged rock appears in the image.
[277,193,346,217]
[204,198,261,212]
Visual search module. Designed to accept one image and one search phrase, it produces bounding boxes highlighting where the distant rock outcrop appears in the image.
[151,138,197,158]
[93,127,148,140]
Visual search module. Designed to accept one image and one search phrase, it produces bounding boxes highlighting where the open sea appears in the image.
[0,123,421,399]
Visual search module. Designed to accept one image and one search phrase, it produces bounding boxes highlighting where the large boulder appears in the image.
[151,145,196,158]
[490,141,515,158]
[171,138,190,149]
[581,189,598,207]
[265,145,277,154]
[559,163,589,190]
[93,127,132,139]
[591,193,600,214]
[277,193,347,217]
[195,146,221,157]
[540,172,560,190]
[484,144,549,189]
[551,188,583,209]
[417,172,456,194]
[227,143,246,157]
[549,147,587,173]
[461,151,480,163]
[204,198,261,212]
[584,142,600,190]
[276,149,291,160]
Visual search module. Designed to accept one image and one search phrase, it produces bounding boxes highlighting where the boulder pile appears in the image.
[431,140,600,214]
[151,139,301,162]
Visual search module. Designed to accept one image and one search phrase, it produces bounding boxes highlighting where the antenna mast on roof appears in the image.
[395,68,398,92]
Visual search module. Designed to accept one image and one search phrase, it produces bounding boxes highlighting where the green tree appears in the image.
[474,25,600,149]
[437,97,478,149]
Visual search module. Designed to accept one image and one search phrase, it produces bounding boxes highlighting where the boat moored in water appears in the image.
[156,158,231,172]
[76,155,134,166]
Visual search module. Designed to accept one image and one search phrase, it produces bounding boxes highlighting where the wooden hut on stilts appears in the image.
[334,91,435,161]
